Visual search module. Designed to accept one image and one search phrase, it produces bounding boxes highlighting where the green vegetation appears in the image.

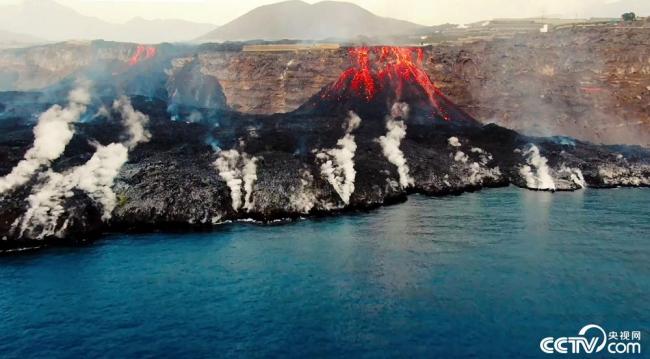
[622,12,636,21]
[117,193,129,208]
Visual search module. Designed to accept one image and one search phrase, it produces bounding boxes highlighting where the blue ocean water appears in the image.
[0,187,648,358]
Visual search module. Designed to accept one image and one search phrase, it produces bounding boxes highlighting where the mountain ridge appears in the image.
[0,29,47,49]
[199,0,426,42]
[0,0,217,44]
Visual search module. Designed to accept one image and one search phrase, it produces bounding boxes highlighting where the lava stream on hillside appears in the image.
[128,45,157,66]
[323,46,449,120]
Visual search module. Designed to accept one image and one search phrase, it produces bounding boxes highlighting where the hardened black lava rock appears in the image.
[0,81,649,251]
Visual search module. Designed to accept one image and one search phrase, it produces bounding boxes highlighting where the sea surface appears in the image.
[1,187,648,358]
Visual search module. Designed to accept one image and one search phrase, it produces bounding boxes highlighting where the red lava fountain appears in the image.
[327,46,449,120]
[128,45,157,66]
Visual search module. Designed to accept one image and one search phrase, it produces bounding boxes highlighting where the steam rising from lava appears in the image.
[316,111,361,205]
[290,168,317,214]
[16,143,130,239]
[0,86,91,195]
[379,103,414,188]
[214,150,259,212]
[558,165,586,189]
[519,144,555,190]
[14,96,152,239]
[448,138,501,186]
[113,96,152,148]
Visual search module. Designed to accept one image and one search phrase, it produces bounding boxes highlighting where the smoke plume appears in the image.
[16,143,129,239]
[378,103,414,189]
[70,143,129,218]
[112,96,152,149]
[290,168,317,214]
[214,149,258,212]
[14,95,152,239]
[242,156,258,212]
[448,136,461,147]
[454,151,469,163]
[0,86,91,194]
[451,143,501,185]
[519,144,556,190]
[316,111,361,205]
[558,165,587,189]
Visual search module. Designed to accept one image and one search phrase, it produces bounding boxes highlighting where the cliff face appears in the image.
[426,26,650,147]
[188,50,348,114]
[0,25,649,146]
[0,41,136,90]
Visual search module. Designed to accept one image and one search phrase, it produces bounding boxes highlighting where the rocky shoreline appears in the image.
[1,45,649,253]
[1,92,648,252]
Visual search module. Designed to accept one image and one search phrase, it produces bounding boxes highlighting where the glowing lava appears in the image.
[326,46,449,120]
[333,47,377,101]
[128,45,157,66]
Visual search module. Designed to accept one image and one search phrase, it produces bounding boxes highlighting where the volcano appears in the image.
[299,46,479,125]
[1,45,649,252]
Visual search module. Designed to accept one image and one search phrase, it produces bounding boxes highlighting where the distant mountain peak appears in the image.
[22,0,72,12]
[199,0,425,42]
[0,0,217,43]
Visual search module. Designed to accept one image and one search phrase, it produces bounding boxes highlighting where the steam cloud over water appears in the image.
[14,96,152,239]
[519,144,556,190]
[214,149,259,212]
[0,86,91,194]
[316,111,361,205]
[379,103,414,188]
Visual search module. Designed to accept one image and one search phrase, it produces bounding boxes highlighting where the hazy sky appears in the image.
[0,0,626,25]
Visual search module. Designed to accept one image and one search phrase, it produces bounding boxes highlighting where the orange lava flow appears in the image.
[330,47,376,101]
[128,45,157,66]
[328,46,449,120]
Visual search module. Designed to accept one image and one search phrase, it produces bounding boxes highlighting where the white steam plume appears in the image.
[112,96,151,149]
[471,147,493,165]
[378,103,414,189]
[215,150,243,211]
[70,143,129,218]
[16,143,129,239]
[242,156,258,212]
[316,111,361,205]
[448,136,461,147]
[15,96,152,239]
[452,145,501,185]
[454,151,469,163]
[214,149,258,212]
[0,86,91,194]
[14,171,67,239]
[559,165,587,189]
[519,144,555,190]
[290,169,317,214]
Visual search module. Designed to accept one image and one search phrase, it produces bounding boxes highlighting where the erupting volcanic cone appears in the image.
[300,46,479,125]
